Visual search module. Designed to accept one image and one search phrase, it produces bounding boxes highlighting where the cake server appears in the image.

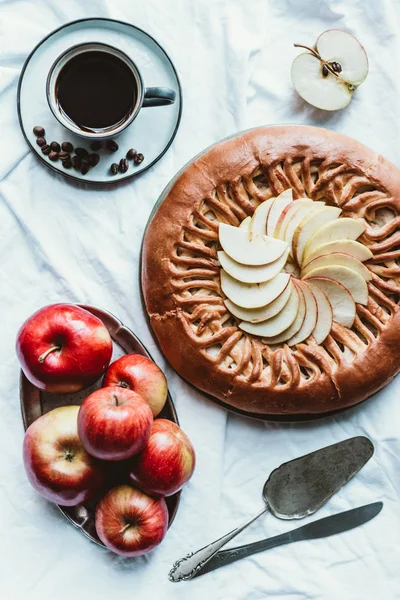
[168,436,374,582]
[194,501,383,577]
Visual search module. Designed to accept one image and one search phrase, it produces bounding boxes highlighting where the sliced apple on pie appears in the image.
[303,264,368,305]
[224,280,293,323]
[307,281,333,344]
[305,276,356,328]
[303,218,366,263]
[303,239,372,266]
[218,246,290,284]
[301,252,372,281]
[239,280,301,337]
[292,206,342,265]
[220,270,291,309]
[219,223,288,266]
[266,189,293,237]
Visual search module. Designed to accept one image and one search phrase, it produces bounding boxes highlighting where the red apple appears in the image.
[78,387,153,461]
[128,419,196,497]
[23,406,104,506]
[95,485,168,557]
[16,304,113,394]
[103,354,167,417]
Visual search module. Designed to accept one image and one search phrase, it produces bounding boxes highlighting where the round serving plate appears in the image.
[141,125,400,422]
[20,304,180,547]
[17,18,182,185]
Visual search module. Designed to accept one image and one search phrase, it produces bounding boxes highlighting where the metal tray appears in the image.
[20,304,180,547]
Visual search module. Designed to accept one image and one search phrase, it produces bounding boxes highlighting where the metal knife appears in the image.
[193,501,383,578]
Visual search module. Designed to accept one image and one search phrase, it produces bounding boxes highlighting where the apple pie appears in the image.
[142,126,400,416]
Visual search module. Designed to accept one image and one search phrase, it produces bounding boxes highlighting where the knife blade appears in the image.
[194,501,383,578]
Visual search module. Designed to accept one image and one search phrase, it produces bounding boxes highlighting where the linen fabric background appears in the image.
[0,1,399,599]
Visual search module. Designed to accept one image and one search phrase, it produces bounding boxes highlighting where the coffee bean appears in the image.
[61,142,74,153]
[71,155,82,169]
[62,158,72,169]
[106,140,119,152]
[110,163,119,175]
[91,141,102,151]
[50,141,61,152]
[41,144,51,155]
[119,158,129,173]
[75,147,89,159]
[133,153,144,165]
[49,151,59,162]
[89,153,100,167]
[33,126,45,137]
[126,148,137,160]
[81,162,89,175]
[36,137,46,147]
[59,151,70,160]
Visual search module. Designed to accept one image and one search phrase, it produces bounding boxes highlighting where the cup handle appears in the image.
[143,87,176,107]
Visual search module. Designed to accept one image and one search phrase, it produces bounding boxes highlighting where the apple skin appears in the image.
[16,304,113,394]
[23,406,104,506]
[128,419,196,497]
[103,354,167,417]
[78,387,153,461]
[95,485,168,557]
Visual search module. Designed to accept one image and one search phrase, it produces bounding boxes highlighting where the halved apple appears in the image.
[220,270,290,309]
[218,246,290,284]
[301,252,372,281]
[307,281,333,344]
[275,199,324,240]
[266,190,293,237]
[239,216,251,231]
[219,223,288,266]
[239,282,301,337]
[224,280,293,323]
[292,206,342,266]
[258,282,306,343]
[283,202,326,257]
[306,276,355,328]
[303,264,368,305]
[303,218,366,263]
[303,239,372,266]
[249,198,274,234]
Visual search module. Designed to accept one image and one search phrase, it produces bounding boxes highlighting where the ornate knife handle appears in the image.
[168,505,269,582]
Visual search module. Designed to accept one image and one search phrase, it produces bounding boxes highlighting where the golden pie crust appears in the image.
[142,126,400,416]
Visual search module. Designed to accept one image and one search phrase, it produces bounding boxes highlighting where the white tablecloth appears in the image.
[1,1,399,599]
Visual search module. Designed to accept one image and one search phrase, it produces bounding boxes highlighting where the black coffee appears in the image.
[56,51,137,131]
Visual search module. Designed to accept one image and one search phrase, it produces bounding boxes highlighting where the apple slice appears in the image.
[239,283,301,337]
[303,239,372,266]
[317,30,369,87]
[307,282,333,344]
[283,202,326,257]
[220,270,290,309]
[285,281,318,346]
[239,216,251,231]
[306,277,355,328]
[275,199,324,239]
[257,282,306,343]
[303,264,368,305]
[249,198,275,234]
[219,223,288,266]
[293,206,342,266]
[224,280,293,323]
[302,252,371,282]
[218,246,290,284]
[303,218,366,263]
[266,190,293,237]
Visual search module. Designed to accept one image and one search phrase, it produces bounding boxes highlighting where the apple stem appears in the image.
[38,345,61,363]
[119,523,132,535]
[293,43,341,80]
